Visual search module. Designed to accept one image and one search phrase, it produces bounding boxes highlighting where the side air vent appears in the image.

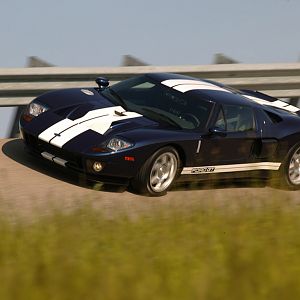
[264,110,282,123]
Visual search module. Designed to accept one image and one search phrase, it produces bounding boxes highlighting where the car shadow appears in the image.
[1,139,127,193]
[2,139,268,196]
[171,179,267,192]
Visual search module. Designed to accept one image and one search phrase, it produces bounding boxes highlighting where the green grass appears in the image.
[1,197,300,299]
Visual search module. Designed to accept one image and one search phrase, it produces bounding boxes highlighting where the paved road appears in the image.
[1,138,299,219]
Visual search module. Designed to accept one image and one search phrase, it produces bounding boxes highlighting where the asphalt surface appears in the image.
[1,138,300,219]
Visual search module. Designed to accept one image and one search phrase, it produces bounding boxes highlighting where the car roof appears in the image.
[146,72,261,108]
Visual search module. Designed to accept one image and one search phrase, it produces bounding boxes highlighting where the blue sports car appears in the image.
[20,73,300,196]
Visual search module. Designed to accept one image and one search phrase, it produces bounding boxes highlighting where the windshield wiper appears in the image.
[142,108,181,129]
[108,88,128,110]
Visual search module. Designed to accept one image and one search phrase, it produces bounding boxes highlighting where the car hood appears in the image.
[35,87,113,109]
[27,88,162,152]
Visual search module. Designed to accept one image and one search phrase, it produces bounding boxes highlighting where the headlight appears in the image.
[107,138,133,151]
[28,102,48,117]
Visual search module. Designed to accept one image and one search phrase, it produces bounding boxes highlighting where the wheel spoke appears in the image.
[294,153,300,161]
[155,180,162,189]
[151,176,160,186]
[151,164,160,175]
[161,172,169,181]
[167,161,173,171]
[161,155,167,164]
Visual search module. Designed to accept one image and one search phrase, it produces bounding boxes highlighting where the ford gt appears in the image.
[19,73,300,196]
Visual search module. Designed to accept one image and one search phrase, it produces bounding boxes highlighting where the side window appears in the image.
[215,108,226,130]
[222,105,255,132]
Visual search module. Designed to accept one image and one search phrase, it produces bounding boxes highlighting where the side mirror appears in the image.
[95,77,109,91]
[209,127,227,137]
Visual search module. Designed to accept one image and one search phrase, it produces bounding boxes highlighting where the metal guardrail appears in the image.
[1,63,300,106]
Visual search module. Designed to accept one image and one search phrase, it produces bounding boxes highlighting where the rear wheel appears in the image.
[280,143,300,189]
[131,147,180,196]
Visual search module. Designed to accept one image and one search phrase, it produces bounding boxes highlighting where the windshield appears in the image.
[102,75,214,130]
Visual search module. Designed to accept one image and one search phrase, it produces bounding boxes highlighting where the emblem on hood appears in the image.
[81,89,94,96]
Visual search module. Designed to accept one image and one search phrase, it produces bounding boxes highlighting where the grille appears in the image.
[24,132,83,170]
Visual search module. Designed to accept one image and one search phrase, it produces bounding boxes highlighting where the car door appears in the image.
[196,104,260,166]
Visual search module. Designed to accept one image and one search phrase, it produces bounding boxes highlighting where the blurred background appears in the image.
[1,3,300,298]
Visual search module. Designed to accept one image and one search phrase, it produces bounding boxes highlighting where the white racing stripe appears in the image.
[38,106,142,148]
[161,79,231,93]
[243,95,300,113]
[39,119,75,143]
[181,162,281,175]
[162,79,209,87]
[174,84,230,93]
[50,124,89,148]
[162,79,299,113]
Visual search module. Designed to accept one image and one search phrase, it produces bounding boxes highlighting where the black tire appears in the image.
[131,146,180,196]
[278,143,300,190]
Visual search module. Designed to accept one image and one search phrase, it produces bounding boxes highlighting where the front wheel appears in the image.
[131,147,180,196]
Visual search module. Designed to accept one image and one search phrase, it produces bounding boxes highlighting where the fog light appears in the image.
[93,161,103,172]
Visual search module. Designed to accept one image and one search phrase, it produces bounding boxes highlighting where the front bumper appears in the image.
[21,129,139,184]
